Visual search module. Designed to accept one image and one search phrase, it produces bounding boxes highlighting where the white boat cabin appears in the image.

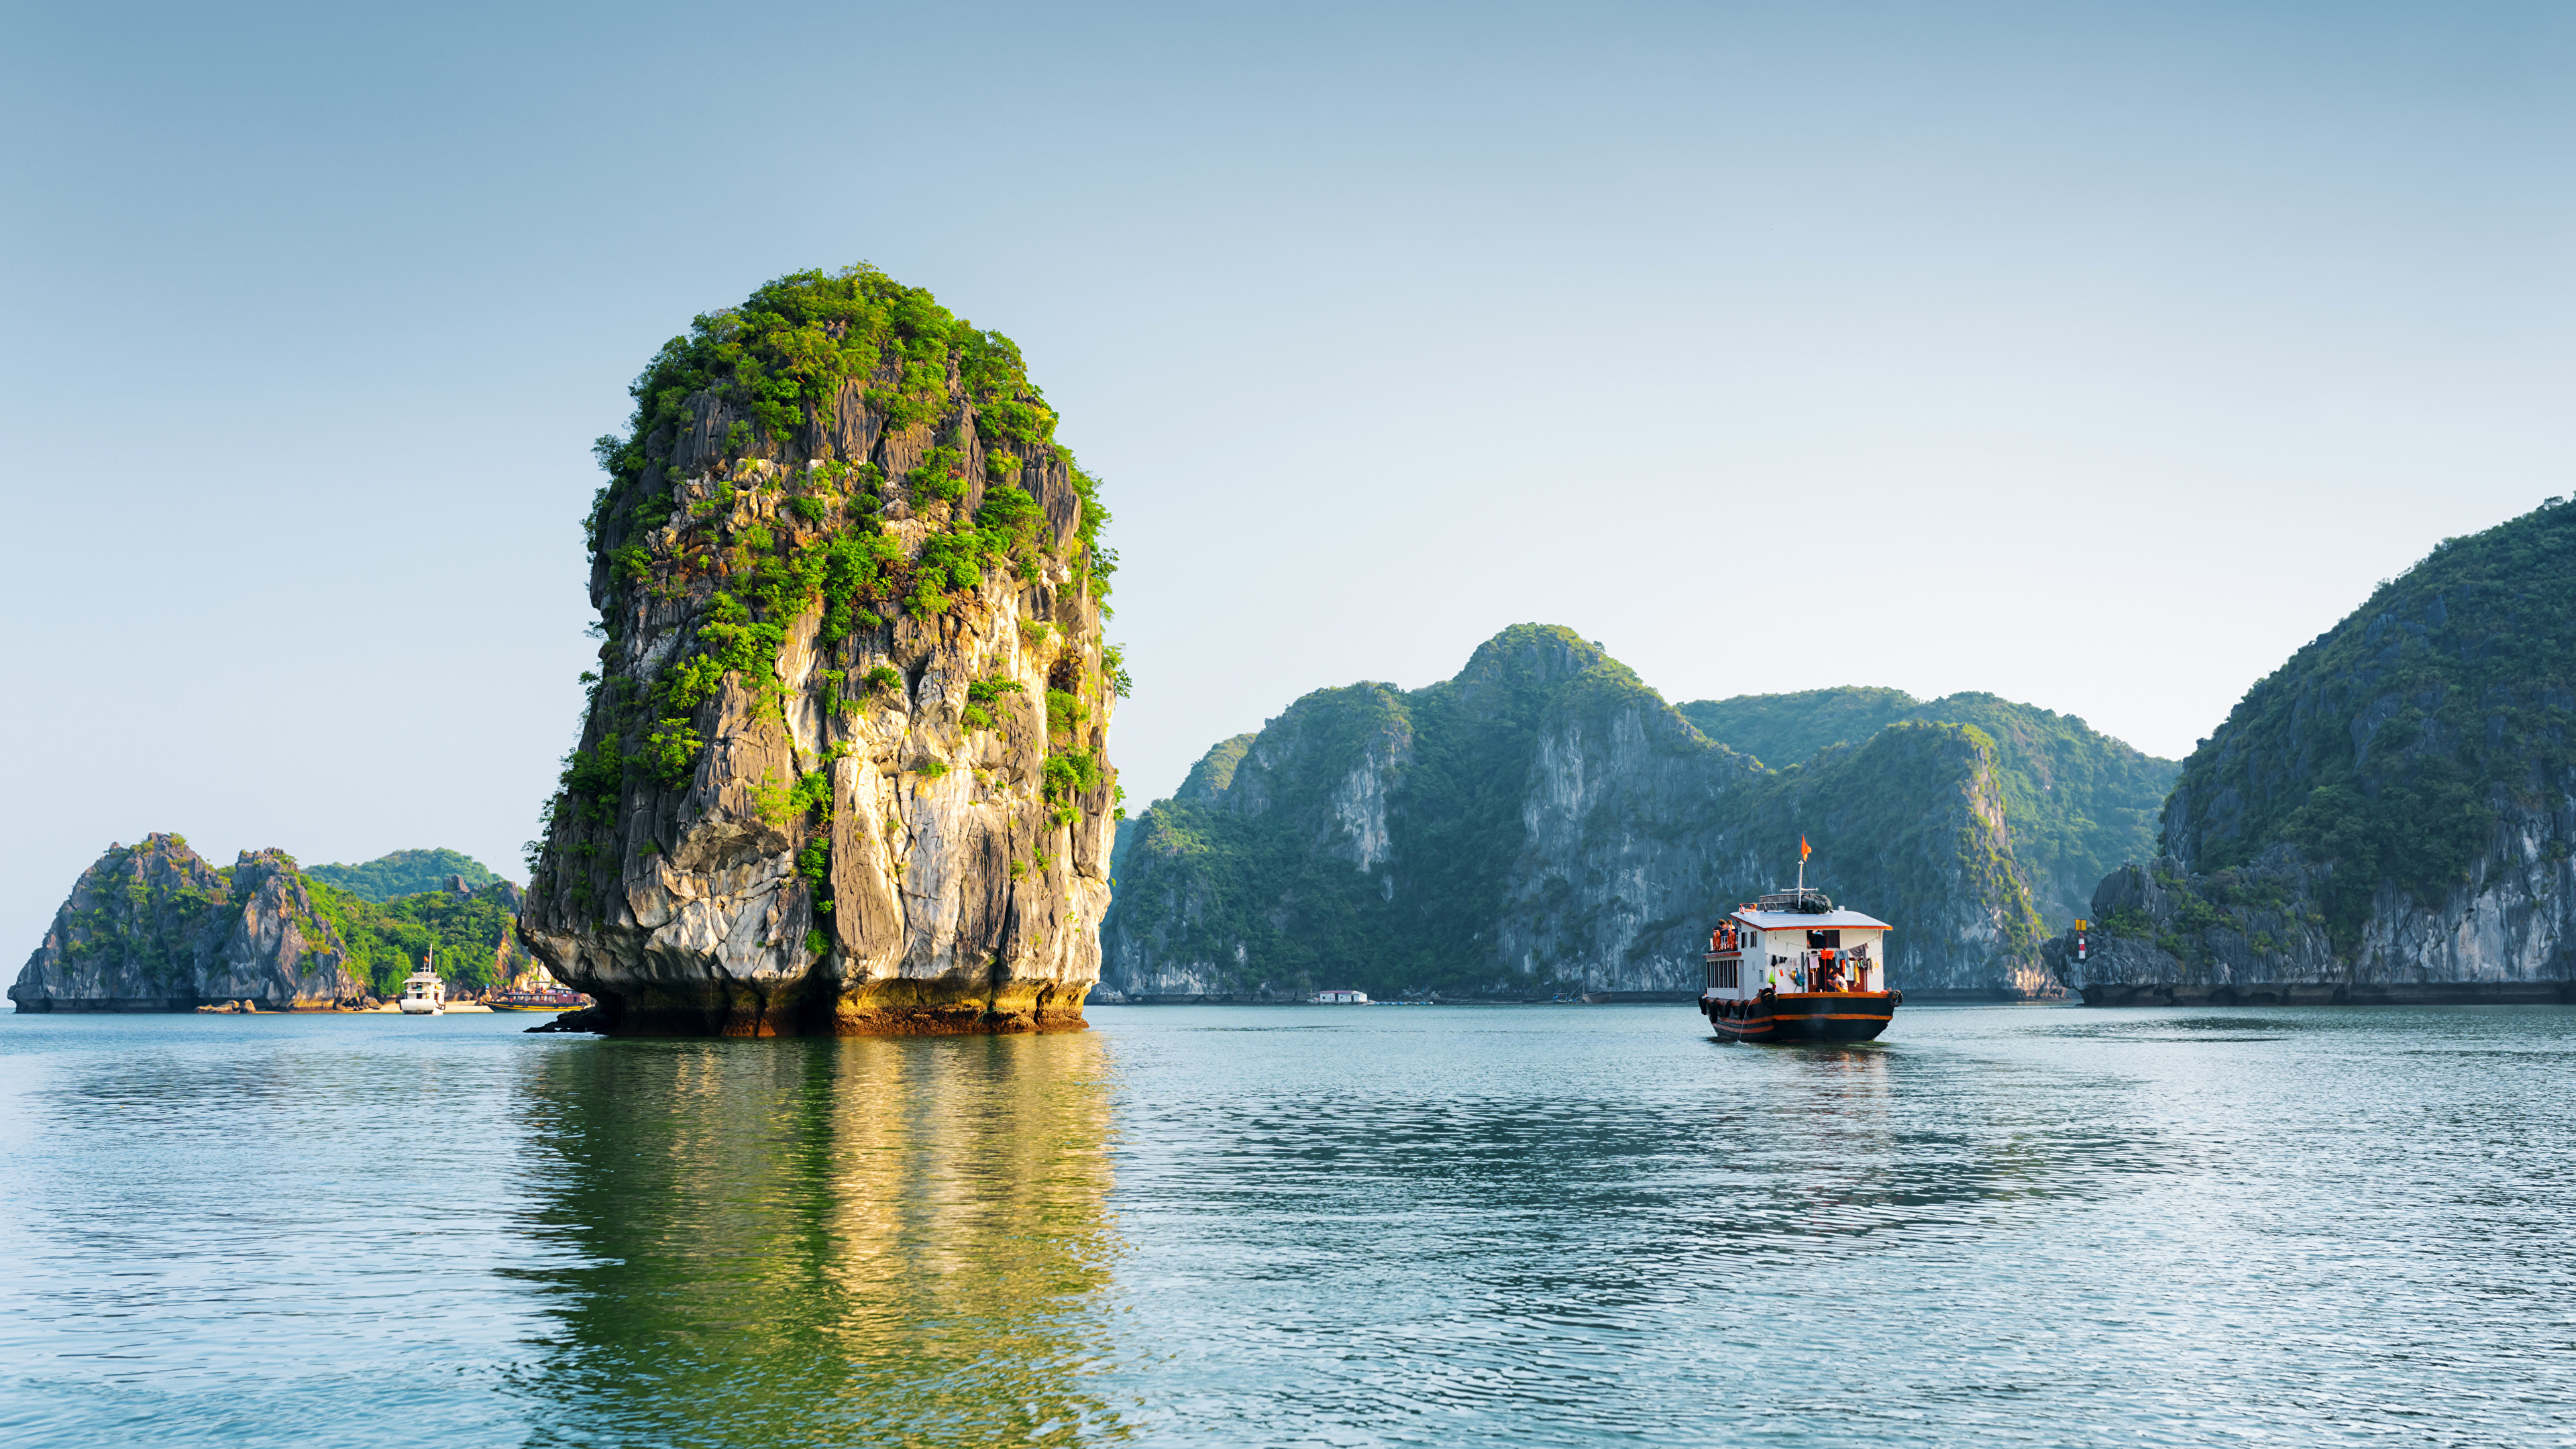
[398,968,447,1014]
[1701,890,1892,1001]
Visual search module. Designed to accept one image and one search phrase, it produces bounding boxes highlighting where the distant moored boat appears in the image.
[396,954,446,1016]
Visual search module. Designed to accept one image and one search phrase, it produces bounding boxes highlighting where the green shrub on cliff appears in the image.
[582,263,1070,578]
[963,676,1024,731]
[636,719,700,786]
[820,535,898,636]
[616,266,1054,477]
[975,483,1043,556]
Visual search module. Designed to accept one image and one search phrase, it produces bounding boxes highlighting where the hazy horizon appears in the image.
[3,0,2569,936]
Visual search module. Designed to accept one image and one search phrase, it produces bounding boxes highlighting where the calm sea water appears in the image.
[1,1002,2569,1447]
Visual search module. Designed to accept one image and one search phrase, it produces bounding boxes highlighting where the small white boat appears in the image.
[396,953,445,1016]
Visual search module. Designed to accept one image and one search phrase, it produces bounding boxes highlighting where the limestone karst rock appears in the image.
[1678,688,2177,930]
[2047,497,2576,1004]
[519,266,1119,1036]
[1103,625,2051,1000]
[9,835,370,1011]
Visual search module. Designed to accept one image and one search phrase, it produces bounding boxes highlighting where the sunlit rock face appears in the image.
[521,267,1119,1036]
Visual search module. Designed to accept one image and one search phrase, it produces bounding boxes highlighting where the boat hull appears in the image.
[1703,991,1895,1044]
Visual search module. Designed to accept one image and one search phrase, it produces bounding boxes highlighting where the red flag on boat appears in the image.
[1800,835,1812,861]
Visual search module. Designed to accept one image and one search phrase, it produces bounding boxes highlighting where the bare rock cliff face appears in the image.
[2047,841,2576,1006]
[10,835,369,1011]
[520,267,1118,1036]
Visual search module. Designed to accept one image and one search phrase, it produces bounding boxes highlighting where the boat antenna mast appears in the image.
[1796,835,1811,899]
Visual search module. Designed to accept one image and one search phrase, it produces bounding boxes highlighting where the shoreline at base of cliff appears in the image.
[2079,980,2574,1008]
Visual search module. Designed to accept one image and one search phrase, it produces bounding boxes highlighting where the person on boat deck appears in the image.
[1818,949,1843,992]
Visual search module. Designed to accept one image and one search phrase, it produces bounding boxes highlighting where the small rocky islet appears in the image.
[9,838,525,1012]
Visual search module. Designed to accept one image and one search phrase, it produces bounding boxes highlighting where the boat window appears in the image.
[1807,928,1841,949]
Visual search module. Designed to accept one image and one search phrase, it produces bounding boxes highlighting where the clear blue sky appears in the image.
[3,0,2569,942]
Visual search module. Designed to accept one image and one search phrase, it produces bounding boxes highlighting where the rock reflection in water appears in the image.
[511,1032,1123,1447]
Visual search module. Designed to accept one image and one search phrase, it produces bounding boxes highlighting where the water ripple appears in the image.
[1,1002,2571,1446]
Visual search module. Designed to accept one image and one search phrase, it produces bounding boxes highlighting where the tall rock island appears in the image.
[521,266,1120,1036]
[2051,497,2576,1004]
[1104,626,2163,1000]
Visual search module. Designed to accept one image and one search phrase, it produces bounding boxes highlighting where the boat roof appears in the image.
[1730,909,1892,930]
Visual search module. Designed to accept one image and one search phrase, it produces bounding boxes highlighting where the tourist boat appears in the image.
[396,954,446,1016]
[1698,871,1898,1042]
[491,987,588,1012]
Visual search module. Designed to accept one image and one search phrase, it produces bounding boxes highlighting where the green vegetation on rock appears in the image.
[2159,496,2576,953]
[1677,688,1921,766]
[307,848,504,904]
[523,266,1122,1037]
[1104,626,2049,1000]
[586,264,1109,584]
[306,877,521,996]
[537,266,1121,922]
[1679,688,2175,928]
[11,835,528,1008]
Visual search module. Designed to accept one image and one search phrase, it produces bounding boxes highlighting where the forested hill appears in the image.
[2058,496,2576,1002]
[1674,688,1921,767]
[1104,625,2049,1002]
[307,848,504,902]
[1677,688,2176,928]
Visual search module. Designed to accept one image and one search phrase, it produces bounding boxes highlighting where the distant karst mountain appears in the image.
[2051,497,2576,1004]
[11,835,525,1012]
[1103,625,2074,1002]
[1678,688,2176,928]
